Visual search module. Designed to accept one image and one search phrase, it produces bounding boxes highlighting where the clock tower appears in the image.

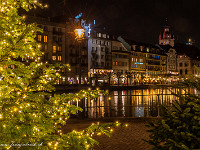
[159,18,175,47]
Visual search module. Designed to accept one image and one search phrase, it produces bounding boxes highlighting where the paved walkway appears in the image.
[63,118,155,150]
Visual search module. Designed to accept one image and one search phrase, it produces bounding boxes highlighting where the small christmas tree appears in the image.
[147,74,200,150]
[0,1,125,149]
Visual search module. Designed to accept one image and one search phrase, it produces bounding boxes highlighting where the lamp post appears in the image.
[74,28,85,85]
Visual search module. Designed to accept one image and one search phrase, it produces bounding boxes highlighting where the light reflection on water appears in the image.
[83,87,199,118]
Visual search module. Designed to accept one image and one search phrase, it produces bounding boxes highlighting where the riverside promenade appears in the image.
[63,118,156,150]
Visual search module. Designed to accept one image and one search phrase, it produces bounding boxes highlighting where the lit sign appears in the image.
[135,62,143,65]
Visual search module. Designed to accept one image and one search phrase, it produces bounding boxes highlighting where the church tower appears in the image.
[159,18,175,47]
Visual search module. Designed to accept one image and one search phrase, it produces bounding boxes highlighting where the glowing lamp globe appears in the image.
[74,29,85,40]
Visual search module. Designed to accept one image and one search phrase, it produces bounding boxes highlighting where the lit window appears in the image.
[113,62,115,66]
[58,56,62,61]
[97,33,101,37]
[44,35,48,42]
[116,62,118,66]
[58,46,62,51]
[38,35,42,41]
[52,56,56,61]
[53,46,56,53]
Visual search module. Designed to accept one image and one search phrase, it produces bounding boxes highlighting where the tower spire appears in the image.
[159,18,175,47]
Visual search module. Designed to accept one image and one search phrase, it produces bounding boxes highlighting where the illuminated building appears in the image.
[112,40,130,85]
[166,48,178,74]
[159,19,175,47]
[26,16,67,84]
[88,27,113,85]
[65,19,88,84]
[175,44,200,77]
[177,54,191,76]
[118,37,167,78]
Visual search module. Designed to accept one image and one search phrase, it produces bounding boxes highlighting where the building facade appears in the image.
[166,48,178,74]
[112,40,130,84]
[177,54,191,76]
[88,30,113,85]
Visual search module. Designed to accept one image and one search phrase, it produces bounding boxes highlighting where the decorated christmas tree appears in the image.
[147,74,200,149]
[0,0,125,149]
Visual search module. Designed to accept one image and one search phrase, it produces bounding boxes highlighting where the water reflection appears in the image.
[84,87,199,118]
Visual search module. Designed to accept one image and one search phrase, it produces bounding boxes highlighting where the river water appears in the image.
[81,87,199,118]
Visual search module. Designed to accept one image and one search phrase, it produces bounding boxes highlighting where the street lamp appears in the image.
[74,28,85,85]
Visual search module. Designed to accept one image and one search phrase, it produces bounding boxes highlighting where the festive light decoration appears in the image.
[0,1,126,149]
[74,29,85,40]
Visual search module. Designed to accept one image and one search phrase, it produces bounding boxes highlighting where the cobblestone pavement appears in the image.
[63,118,155,150]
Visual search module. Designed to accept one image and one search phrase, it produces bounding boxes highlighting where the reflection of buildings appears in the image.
[85,88,183,118]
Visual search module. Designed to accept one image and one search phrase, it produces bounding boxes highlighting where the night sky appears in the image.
[43,0,200,46]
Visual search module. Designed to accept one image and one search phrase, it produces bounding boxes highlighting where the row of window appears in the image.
[38,25,62,32]
[132,53,162,60]
[52,55,62,61]
[132,58,143,62]
[53,46,62,53]
[168,65,175,69]
[92,39,110,46]
[180,69,188,75]
[96,33,109,39]
[179,62,188,67]
[132,64,145,69]
[113,62,128,66]
[113,54,128,58]
[38,35,48,42]
[92,47,105,52]
[53,36,62,42]
[38,35,63,43]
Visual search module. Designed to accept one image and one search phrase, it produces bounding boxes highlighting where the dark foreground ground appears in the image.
[62,118,156,150]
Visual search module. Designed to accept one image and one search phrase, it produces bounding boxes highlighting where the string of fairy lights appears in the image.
[0,0,128,149]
